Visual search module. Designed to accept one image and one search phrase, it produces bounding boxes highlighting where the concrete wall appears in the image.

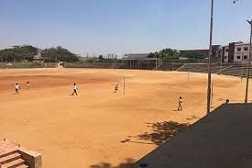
[18,148,42,168]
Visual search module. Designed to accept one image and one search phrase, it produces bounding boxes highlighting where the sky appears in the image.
[0,0,252,56]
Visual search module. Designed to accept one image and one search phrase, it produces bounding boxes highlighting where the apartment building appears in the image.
[222,42,251,63]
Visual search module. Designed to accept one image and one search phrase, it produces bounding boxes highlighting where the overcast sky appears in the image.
[0,0,252,56]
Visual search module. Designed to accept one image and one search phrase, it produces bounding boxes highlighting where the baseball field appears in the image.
[0,68,249,168]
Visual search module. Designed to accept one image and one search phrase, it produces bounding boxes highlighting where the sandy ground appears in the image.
[0,68,250,168]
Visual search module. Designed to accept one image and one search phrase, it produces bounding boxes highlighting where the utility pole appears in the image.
[207,0,214,114]
[245,19,252,103]
[123,76,125,95]
[122,54,124,69]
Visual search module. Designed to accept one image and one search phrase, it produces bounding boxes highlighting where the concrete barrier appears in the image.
[18,147,42,168]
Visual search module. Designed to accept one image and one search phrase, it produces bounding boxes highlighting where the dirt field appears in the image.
[0,68,250,168]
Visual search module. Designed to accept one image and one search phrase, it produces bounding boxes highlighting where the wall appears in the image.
[18,148,42,168]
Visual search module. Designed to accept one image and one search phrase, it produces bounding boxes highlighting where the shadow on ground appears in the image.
[90,158,135,168]
[121,121,189,146]
[91,122,189,168]
[186,115,198,121]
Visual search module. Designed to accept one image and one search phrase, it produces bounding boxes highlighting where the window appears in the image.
[237,56,241,59]
[237,47,241,51]
[226,49,229,52]
[244,47,248,51]
[244,55,248,59]
[224,56,227,59]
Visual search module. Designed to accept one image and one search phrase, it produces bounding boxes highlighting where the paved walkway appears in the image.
[134,104,252,168]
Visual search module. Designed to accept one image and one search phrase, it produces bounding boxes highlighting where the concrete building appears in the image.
[122,53,159,69]
[222,42,251,63]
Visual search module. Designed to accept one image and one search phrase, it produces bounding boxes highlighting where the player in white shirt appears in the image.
[71,83,78,96]
[177,97,183,111]
[15,83,20,94]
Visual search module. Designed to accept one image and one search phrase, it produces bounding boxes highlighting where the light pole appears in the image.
[245,19,252,103]
[122,54,124,69]
[207,0,214,114]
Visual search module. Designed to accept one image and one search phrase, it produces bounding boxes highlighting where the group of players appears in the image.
[14,81,120,95]
[14,81,29,94]
[14,81,183,111]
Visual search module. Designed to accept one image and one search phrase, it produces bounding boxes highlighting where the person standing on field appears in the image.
[177,97,183,111]
[71,83,78,96]
[15,83,20,94]
[114,83,118,93]
[27,81,30,89]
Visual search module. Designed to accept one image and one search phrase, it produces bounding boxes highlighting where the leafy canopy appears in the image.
[0,45,79,62]
[148,48,205,60]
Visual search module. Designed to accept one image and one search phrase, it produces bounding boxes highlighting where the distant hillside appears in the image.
[0,45,79,62]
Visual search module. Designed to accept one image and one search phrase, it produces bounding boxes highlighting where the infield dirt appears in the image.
[0,68,249,168]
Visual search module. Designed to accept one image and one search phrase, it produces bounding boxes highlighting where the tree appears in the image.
[0,45,38,62]
[180,51,205,59]
[0,45,79,62]
[98,55,104,60]
[148,47,208,60]
[41,46,79,62]
[148,48,180,60]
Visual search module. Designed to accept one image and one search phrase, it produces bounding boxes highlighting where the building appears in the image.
[123,53,159,69]
[180,45,222,61]
[123,42,250,65]
[222,42,251,63]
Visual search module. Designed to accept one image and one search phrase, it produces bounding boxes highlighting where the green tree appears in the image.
[42,46,79,62]
[148,48,180,60]
[0,45,38,62]
[98,55,104,60]
[0,45,79,62]
[180,51,205,59]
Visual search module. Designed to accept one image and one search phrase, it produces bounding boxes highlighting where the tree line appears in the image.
[148,48,206,60]
[0,45,79,62]
[0,45,209,63]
